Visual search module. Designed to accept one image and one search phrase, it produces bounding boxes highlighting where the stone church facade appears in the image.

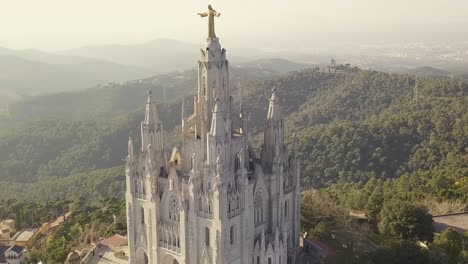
[125,7,301,264]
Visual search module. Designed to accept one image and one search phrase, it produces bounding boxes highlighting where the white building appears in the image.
[125,6,301,264]
[0,245,25,264]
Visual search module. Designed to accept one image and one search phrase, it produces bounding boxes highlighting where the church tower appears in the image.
[262,89,284,172]
[126,5,301,264]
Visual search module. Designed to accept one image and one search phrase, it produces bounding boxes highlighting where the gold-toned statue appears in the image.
[198,5,221,39]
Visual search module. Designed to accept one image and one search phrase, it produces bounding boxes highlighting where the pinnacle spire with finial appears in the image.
[144,90,159,125]
[210,98,225,137]
[267,88,281,120]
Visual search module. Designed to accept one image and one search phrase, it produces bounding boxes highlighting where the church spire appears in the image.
[267,88,281,121]
[210,98,225,138]
[141,91,164,152]
[207,98,228,166]
[144,91,160,125]
[262,89,284,171]
[128,137,134,161]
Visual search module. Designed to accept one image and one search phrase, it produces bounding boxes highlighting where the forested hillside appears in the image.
[0,69,466,203]
[0,59,306,129]
[1,67,467,263]
[240,70,467,193]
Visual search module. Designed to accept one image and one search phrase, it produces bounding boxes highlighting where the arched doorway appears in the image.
[162,254,180,264]
[136,248,148,264]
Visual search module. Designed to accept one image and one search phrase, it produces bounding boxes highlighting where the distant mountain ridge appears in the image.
[0,55,151,96]
[0,39,312,98]
[1,58,313,129]
[61,38,200,72]
[404,66,450,76]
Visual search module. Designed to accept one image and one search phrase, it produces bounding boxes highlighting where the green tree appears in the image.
[378,201,434,242]
[369,240,432,264]
[432,228,468,263]
[365,182,384,222]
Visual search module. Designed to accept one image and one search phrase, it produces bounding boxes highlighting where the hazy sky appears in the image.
[1,0,467,50]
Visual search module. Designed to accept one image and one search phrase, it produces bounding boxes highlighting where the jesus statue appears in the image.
[198,5,221,39]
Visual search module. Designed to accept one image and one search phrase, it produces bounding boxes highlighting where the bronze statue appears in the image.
[198,5,221,39]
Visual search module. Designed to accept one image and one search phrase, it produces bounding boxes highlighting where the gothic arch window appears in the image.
[168,195,179,221]
[198,197,203,212]
[234,154,240,173]
[202,73,207,96]
[141,207,145,224]
[230,226,234,245]
[257,256,260,264]
[205,227,210,247]
[268,257,272,264]
[284,200,288,219]
[254,191,263,224]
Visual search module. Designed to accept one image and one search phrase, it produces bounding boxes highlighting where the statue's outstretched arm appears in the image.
[198,12,208,17]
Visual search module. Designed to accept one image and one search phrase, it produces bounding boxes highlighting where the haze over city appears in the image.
[1,0,468,50]
[0,3,467,263]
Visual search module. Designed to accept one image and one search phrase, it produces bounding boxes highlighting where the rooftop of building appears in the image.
[0,245,8,255]
[12,228,37,242]
[0,244,24,255]
[38,212,72,235]
[6,245,23,254]
[50,211,72,228]
[100,234,128,248]
[304,237,336,257]
[87,245,128,264]
[433,211,468,234]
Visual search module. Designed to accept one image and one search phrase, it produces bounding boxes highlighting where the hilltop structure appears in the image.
[125,5,301,264]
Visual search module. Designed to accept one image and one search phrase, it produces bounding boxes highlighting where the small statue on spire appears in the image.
[128,137,134,160]
[147,90,153,103]
[198,5,221,39]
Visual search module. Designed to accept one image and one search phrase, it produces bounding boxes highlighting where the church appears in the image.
[125,5,301,264]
